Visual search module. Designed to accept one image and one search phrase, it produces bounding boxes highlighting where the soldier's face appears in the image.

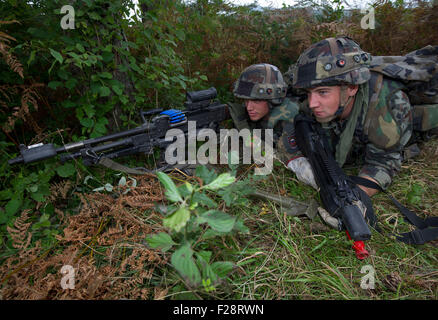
[307,86,341,122]
[307,85,358,122]
[245,100,269,121]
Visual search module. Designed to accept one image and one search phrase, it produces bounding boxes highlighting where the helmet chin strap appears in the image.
[334,85,353,119]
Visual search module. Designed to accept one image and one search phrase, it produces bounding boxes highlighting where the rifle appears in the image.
[294,113,374,260]
[8,87,230,172]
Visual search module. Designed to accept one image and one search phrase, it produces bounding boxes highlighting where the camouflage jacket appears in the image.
[227,97,300,164]
[296,72,413,190]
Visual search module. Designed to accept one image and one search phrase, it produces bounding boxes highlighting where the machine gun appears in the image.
[294,113,374,259]
[8,87,229,172]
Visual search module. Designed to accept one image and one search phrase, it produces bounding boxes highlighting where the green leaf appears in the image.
[232,218,250,234]
[80,118,94,128]
[192,192,217,208]
[99,86,111,97]
[65,78,77,90]
[196,252,218,283]
[203,173,235,191]
[196,250,212,264]
[171,244,201,286]
[5,198,22,216]
[49,48,63,64]
[88,12,101,20]
[198,210,236,233]
[48,81,63,89]
[195,165,217,185]
[76,43,85,53]
[146,232,176,252]
[112,85,123,96]
[174,29,185,41]
[163,207,190,232]
[27,50,36,67]
[56,163,76,178]
[156,172,182,203]
[211,261,234,278]
[30,192,45,202]
[0,189,12,201]
[99,72,113,79]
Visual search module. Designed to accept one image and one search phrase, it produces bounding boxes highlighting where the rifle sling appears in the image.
[350,175,438,245]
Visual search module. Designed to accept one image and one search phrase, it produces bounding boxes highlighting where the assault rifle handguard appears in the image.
[8,87,230,170]
[294,113,372,259]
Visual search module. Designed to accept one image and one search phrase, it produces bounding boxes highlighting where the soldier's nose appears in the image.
[308,93,319,109]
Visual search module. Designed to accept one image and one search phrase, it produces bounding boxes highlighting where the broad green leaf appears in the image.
[56,163,76,178]
[156,172,182,203]
[5,198,22,216]
[203,173,235,191]
[76,43,85,53]
[49,48,63,64]
[27,50,36,67]
[198,210,236,233]
[233,218,250,234]
[112,85,123,96]
[146,232,176,252]
[48,81,63,89]
[30,192,45,202]
[99,86,111,97]
[195,165,217,185]
[211,261,234,278]
[0,189,12,201]
[99,72,113,79]
[192,192,217,208]
[196,251,218,283]
[163,207,190,232]
[171,244,201,286]
[196,250,212,264]
[80,118,94,128]
[65,78,77,90]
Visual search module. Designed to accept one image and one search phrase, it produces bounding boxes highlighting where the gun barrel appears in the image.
[60,137,137,162]
[61,124,151,153]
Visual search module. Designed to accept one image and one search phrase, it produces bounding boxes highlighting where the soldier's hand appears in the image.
[287,156,318,190]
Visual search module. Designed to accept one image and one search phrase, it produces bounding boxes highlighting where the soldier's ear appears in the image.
[347,85,359,97]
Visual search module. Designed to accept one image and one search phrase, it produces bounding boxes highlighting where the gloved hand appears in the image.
[317,199,368,230]
[287,156,318,190]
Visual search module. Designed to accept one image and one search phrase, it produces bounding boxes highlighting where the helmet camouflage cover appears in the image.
[290,37,372,89]
[233,63,288,103]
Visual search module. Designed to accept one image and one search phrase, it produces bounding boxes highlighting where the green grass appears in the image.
[175,138,438,300]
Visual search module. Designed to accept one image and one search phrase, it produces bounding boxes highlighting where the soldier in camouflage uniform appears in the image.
[228,63,302,169]
[285,37,415,197]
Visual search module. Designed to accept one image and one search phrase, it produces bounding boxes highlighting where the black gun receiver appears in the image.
[294,113,372,258]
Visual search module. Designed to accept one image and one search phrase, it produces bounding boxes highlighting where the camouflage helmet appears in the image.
[233,63,287,104]
[290,37,372,89]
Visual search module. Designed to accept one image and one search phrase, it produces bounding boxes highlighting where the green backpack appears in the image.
[369,45,438,132]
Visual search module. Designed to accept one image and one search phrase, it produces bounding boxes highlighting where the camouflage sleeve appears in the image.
[359,90,413,190]
[275,120,303,165]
